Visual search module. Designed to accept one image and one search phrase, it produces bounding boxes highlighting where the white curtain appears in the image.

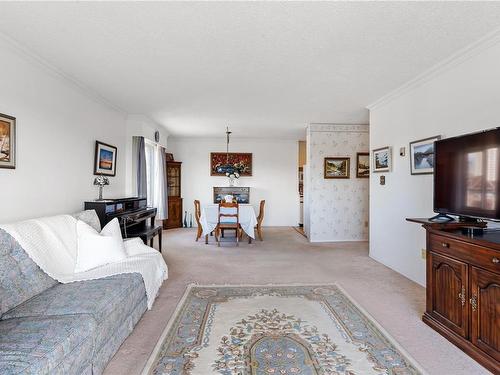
[144,140,168,220]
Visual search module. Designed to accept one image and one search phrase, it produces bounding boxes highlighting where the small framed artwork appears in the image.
[356,153,369,178]
[0,113,16,169]
[373,146,391,173]
[324,157,350,179]
[298,167,304,196]
[410,135,440,175]
[94,141,117,176]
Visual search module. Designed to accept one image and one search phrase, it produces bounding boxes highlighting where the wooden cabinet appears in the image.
[420,227,500,373]
[470,266,500,362]
[428,251,468,338]
[163,161,183,229]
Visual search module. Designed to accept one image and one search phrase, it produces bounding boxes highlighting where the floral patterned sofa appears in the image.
[0,227,148,374]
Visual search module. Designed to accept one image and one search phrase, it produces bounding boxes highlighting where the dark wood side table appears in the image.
[407,217,499,373]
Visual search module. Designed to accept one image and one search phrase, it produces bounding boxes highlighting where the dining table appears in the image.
[200,204,258,241]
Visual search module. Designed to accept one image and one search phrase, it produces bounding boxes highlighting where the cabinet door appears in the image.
[470,266,500,361]
[166,163,181,197]
[428,251,468,338]
[164,198,184,229]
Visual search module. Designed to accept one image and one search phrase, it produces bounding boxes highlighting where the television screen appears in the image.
[434,128,500,220]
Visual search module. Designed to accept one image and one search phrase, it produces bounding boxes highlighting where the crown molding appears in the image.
[367,27,500,111]
[169,136,300,143]
[127,114,165,130]
[308,123,369,133]
[0,31,127,115]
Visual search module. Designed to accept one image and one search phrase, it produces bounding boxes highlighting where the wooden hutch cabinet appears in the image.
[408,219,500,373]
[163,161,183,229]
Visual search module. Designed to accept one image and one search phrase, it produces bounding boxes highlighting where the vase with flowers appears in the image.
[226,171,240,187]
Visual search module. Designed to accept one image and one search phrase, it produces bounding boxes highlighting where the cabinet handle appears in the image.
[441,242,450,248]
[493,257,499,264]
[458,285,466,307]
[470,295,477,312]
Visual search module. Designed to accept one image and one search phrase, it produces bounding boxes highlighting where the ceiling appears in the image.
[0,2,500,139]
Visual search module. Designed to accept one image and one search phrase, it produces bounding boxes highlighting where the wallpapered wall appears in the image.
[306,124,369,242]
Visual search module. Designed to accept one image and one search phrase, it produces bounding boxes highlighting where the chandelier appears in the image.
[216,126,241,184]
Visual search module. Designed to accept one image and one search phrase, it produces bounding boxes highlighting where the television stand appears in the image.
[458,215,484,224]
[406,217,500,373]
[428,213,455,222]
[406,217,487,230]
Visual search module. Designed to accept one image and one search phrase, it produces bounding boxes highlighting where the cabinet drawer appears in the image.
[429,233,500,274]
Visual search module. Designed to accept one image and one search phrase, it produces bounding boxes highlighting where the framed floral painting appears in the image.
[0,113,16,169]
[210,152,252,176]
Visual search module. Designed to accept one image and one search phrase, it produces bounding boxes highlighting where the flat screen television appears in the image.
[434,128,500,220]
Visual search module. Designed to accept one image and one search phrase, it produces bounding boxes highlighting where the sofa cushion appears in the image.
[92,295,147,375]
[2,273,144,323]
[72,209,101,232]
[0,314,95,375]
[2,273,146,355]
[0,229,58,316]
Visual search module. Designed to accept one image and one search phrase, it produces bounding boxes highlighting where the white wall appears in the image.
[369,35,500,286]
[0,37,128,223]
[168,138,299,226]
[306,124,369,242]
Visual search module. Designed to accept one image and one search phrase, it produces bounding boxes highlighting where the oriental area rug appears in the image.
[143,284,426,375]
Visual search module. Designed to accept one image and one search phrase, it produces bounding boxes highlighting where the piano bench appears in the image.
[131,225,163,252]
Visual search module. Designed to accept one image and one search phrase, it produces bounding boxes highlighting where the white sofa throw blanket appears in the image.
[0,214,168,309]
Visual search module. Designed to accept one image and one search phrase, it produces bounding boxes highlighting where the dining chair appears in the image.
[194,200,202,240]
[255,200,265,241]
[216,202,240,246]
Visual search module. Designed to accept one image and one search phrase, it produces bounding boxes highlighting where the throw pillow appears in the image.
[75,218,127,273]
[72,209,101,232]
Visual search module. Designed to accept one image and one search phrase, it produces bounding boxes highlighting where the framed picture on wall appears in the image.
[298,167,304,196]
[210,152,252,176]
[324,157,350,179]
[356,152,369,178]
[0,113,16,169]
[409,135,440,175]
[372,146,391,173]
[94,141,117,176]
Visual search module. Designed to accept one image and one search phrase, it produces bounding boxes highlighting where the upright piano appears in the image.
[84,197,162,251]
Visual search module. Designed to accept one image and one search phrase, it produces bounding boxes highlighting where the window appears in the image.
[144,139,167,220]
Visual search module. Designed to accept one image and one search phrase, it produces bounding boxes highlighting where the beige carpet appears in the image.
[104,227,491,375]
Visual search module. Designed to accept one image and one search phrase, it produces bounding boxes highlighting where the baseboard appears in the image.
[308,238,368,243]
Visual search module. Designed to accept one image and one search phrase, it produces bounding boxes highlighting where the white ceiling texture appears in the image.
[0,2,500,139]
